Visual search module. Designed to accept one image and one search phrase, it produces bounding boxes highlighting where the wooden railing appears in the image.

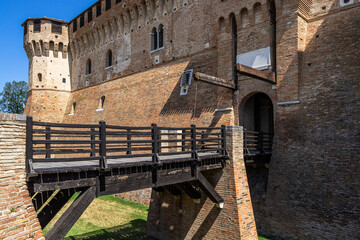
[243,130,273,162]
[26,116,227,174]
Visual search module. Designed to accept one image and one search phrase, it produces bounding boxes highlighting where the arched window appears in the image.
[86,59,92,75]
[151,25,165,51]
[158,24,164,48]
[151,27,157,50]
[38,73,42,82]
[106,50,112,67]
[253,3,262,24]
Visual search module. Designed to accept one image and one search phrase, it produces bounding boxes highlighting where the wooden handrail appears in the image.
[26,117,228,174]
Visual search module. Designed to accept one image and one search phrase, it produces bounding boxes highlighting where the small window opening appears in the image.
[51,21,62,34]
[73,20,77,32]
[38,73,42,82]
[88,9,93,22]
[62,78,66,83]
[70,102,76,115]
[97,96,106,111]
[106,0,112,10]
[80,14,85,27]
[106,50,113,68]
[97,2,102,17]
[34,20,41,32]
[180,69,193,95]
[86,59,92,75]
[151,27,157,50]
[159,25,164,48]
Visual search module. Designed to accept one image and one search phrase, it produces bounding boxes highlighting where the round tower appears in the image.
[22,17,71,122]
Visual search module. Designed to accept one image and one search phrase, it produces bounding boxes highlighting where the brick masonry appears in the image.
[22,0,360,239]
[146,126,257,240]
[0,113,44,240]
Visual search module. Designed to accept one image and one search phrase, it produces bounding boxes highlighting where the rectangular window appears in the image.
[106,0,111,10]
[80,14,85,27]
[116,0,122,3]
[96,2,102,17]
[73,20,77,32]
[88,9,93,22]
[34,20,41,32]
[51,21,62,34]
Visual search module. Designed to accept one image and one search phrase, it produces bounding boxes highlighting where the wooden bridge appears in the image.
[25,117,272,239]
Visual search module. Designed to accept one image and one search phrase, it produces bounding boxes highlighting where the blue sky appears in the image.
[0,0,95,92]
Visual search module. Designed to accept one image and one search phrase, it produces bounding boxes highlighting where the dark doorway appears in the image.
[241,93,274,208]
[243,92,274,134]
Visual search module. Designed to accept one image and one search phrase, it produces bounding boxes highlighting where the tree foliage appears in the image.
[0,81,28,114]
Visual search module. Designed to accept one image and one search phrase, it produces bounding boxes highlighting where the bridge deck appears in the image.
[33,152,220,173]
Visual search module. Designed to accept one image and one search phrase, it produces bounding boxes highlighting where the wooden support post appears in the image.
[26,116,34,175]
[221,125,226,156]
[237,63,275,84]
[197,172,224,208]
[45,126,51,159]
[90,128,95,157]
[127,129,132,155]
[152,123,159,163]
[259,131,264,156]
[99,121,107,169]
[181,129,186,152]
[45,187,96,240]
[191,125,197,159]
[194,72,236,89]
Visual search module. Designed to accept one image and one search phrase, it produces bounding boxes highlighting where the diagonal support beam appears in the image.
[237,63,276,84]
[197,172,224,209]
[37,189,76,229]
[45,187,96,240]
[194,72,236,89]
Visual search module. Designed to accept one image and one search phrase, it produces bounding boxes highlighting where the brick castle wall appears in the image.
[146,126,257,240]
[0,113,44,240]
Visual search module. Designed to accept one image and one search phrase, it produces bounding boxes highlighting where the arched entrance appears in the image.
[240,92,274,205]
[243,92,274,134]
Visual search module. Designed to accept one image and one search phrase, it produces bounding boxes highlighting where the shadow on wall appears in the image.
[147,169,223,240]
[159,52,233,123]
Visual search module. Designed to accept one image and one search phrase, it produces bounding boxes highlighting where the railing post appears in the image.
[259,131,264,155]
[181,129,186,152]
[221,125,226,155]
[99,121,107,169]
[46,126,51,159]
[191,125,197,159]
[90,128,95,157]
[26,116,34,174]
[152,123,159,163]
[127,129,132,155]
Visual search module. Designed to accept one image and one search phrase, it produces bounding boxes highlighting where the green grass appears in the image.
[44,193,273,240]
[259,236,273,240]
[43,194,152,240]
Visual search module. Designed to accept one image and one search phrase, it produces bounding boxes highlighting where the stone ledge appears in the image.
[0,113,27,121]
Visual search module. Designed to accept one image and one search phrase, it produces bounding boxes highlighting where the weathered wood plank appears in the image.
[197,172,224,207]
[45,187,96,240]
[194,72,236,89]
[237,64,275,84]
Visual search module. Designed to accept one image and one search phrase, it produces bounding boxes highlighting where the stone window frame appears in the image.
[86,59,92,75]
[105,50,113,68]
[150,24,165,52]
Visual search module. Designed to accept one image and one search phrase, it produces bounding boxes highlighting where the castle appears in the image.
[22,0,359,239]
